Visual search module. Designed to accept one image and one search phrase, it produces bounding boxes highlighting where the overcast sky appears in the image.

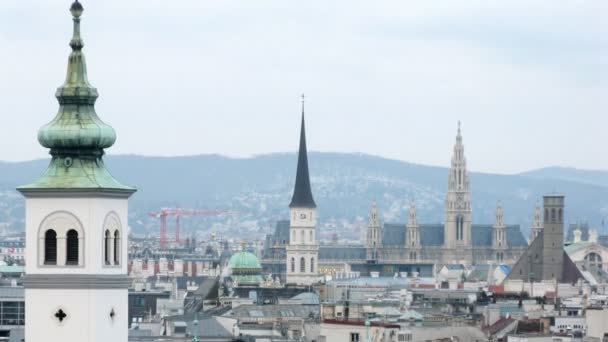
[0,0,606,174]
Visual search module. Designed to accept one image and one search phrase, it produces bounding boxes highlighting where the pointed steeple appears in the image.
[18,1,134,194]
[407,200,417,227]
[369,201,379,226]
[289,95,316,208]
[533,201,542,228]
[495,201,504,227]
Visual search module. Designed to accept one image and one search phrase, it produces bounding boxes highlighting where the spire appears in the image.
[38,0,115,155]
[18,1,134,194]
[495,201,504,227]
[289,95,316,208]
[533,201,542,228]
[369,201,379,226]
[408,200,417,227]
[457,121,462,142]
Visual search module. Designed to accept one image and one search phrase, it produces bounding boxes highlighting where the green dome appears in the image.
[229,251,261,270]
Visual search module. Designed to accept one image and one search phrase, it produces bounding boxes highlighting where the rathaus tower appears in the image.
[444,123,472,255]
[285,97,319,286]
[18,2,136,341]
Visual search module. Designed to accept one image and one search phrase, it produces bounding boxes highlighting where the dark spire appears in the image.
[289,95,316,208]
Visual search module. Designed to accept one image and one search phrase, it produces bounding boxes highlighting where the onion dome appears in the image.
[18,1,134,194]
[37,0,116,155]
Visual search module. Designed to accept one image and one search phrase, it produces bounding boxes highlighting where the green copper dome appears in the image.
[38,0,115,153]
[229,251,263,286]
[229,251,262,270]
[17,1,134,195]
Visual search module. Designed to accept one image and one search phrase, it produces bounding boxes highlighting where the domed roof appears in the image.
[229,251,261,270]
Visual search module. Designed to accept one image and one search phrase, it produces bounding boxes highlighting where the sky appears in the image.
[0,0,606,174]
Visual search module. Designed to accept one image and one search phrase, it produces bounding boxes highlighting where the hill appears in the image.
[1,153,607,240]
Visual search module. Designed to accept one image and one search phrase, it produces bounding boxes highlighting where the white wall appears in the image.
[25,197,128,275]
[26,288,128,342]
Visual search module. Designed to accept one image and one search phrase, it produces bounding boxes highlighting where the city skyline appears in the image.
[1,0,606,174]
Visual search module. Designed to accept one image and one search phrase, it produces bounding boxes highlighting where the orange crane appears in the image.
[147,208,229,248]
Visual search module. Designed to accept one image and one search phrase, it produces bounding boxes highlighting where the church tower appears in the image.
[17,2,136,341]
[541,195,565,280]
[285,96,319,286]
[492,201,507,262]
[530,201,543,241]
[444,122,472,249]
[366,201,382,261]
[407,201,421,260]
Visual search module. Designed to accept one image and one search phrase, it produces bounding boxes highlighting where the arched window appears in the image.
[551,209,556,222]
[114,230,121,265]
[290,257,295,273]
[544,209,549,222]
[310,257,315,273]
[558,209,563,223]
[300,257,305,273]
[301,230,305,244]
[66,229,79,265]
[105,230,111,265]
[310,230,313,243]
[44,229,57,265]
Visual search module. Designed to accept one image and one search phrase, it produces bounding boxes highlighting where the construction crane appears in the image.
[147,208,229,249]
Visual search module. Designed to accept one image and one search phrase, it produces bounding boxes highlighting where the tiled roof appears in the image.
[383,223,527,247]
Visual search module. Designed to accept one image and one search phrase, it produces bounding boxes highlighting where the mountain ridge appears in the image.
[1,153,607,240]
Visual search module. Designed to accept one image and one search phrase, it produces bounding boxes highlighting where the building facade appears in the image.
[263,123,529,279]
[17,2,135,341]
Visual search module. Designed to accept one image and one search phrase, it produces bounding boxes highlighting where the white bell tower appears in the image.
[285,96,319,286]
[18,2,136,341]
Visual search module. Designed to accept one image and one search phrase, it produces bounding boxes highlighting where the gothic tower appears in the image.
[492,201,507,262]
[17,2,136,341]
[541,195,565,280]
[407,201,421,260]
[366,201,381,261]
[530,201,543,241]
[285,96,319,286]
[444,122,472,249]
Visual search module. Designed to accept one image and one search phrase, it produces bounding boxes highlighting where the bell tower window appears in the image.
[105,230,111,265]
[114,231,121,265]
[66,229,79,265]
[44,229,57,265]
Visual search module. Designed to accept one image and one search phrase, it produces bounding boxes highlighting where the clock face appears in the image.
[300,213,307,219]
[456,194,464,202]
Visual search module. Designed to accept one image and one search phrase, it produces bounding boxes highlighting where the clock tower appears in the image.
[285,96,319,286]
[444,122,472,250]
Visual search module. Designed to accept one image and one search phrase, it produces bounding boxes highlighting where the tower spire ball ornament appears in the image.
[18,0,134,193]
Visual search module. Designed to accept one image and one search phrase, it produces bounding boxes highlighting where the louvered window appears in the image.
[114,231,120,265]
[44,230,57,265]
[66,229,79,265]
[105,230,111,265]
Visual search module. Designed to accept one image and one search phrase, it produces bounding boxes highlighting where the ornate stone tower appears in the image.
[17,2,136,341]
[492,201,507,262]
[285,96,319,286]
[444,122,472,249]
[366,201,382,261]
[407,201,421,260]
[541,195,565,280]
[530,201,543,241]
